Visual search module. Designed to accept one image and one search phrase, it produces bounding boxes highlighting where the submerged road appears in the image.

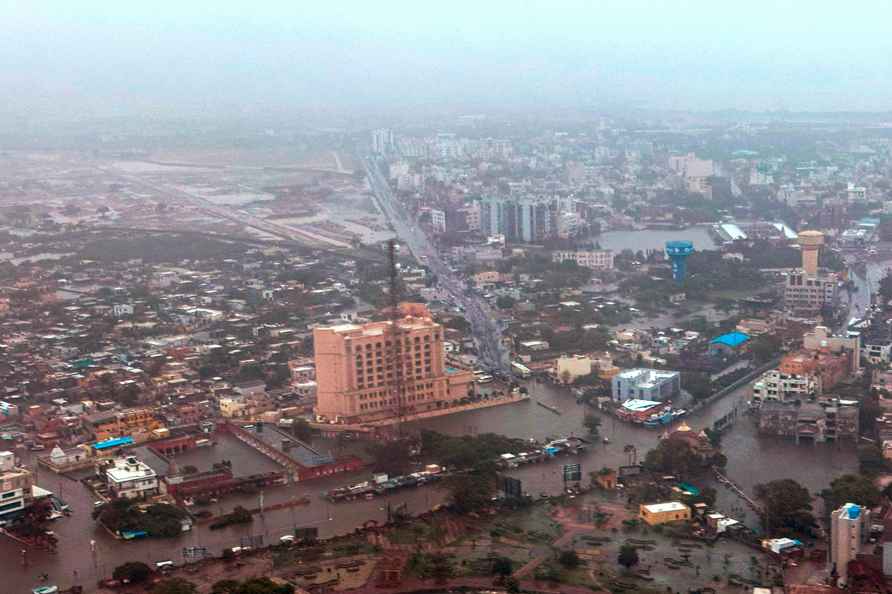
[363,157,509,372]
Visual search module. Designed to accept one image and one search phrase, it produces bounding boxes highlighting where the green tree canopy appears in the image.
[754,478,816,538]
[820,474,881,514]
[618,544,640,569]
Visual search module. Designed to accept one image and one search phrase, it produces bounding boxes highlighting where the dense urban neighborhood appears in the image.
[6,110,892,594]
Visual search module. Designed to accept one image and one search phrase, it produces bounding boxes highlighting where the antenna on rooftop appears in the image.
[387,240,406,437]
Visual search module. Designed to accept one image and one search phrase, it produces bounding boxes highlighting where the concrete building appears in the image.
[668,153,716,197]
[758,400,858,443]
[104,455,159,500]
[551,250,614,270]
[555,355,592,384]
[803,326,860,371]
[639,501,691,526]
[751,369,817,405]
[784,231,839,315]
[371,128,394,155]
[0,451,33,522]
[314,303,475,423]
[830,502,870,587]
[429,209,446,234]
[611,368,680,402]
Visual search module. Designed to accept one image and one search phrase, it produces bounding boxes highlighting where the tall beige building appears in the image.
[830,502,870,587]
[314,303,474,423]
[784,230,838,315]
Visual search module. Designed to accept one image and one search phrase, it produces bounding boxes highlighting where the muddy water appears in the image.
[4,378,854,593]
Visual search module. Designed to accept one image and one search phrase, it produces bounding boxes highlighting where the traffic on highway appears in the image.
[363,157,510,374]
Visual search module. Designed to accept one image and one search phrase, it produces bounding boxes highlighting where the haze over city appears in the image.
[6,3,892,594]
[5,1,892,123]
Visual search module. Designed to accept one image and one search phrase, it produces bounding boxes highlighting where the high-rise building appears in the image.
[830,502,870,586]
[479,196,556,243]
[784,230,838,315]
[371,128,394,155]
[314,303,475,423]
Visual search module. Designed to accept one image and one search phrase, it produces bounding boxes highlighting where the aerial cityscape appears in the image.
[6,3,892,594]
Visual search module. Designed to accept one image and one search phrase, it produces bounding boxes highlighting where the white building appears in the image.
[371,128,394,155]
[0,451,33,521]
[611,368,680,402]
[105,456,159,500]
[112,303,134,317]
[847,183,867,202]
[429,209,446,234]
[751,369,817,405]
[551,250,614,270]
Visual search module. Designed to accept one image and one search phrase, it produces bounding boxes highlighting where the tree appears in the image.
[643,438,722,477]
[446,470,496,513]
[618,544,639,570]
[754,479,816,538]
[211,580,240,594]
[152,578,198,594]
[491,556,514,577]
[558,549,581,569]
[582,413,601,438]
[113,561,151,584]
[821,474,881,514]
[429,553,454,583]
[496,296,516,310]
[366,438,414,477]
[750,334,782,364]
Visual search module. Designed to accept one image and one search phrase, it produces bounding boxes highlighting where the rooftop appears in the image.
[642,501,688,513]
[710,331,750,348]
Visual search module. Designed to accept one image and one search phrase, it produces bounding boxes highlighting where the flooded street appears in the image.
[3,376,857,592]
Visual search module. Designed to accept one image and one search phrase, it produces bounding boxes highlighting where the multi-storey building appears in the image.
[103,456,159,500]
[611,368,680,402]
[784,271,839,315]
[830,502,870,587]
[314,303,475,423]
[784,231,839,316]
[83,408,163,442]
[479,196,557,243]
[0,451,33,523]
[758,400,858,443]
[751,369,817,405]
[551,250,614,270]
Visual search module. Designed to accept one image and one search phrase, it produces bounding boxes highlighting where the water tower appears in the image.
[797,230,824,276]
[665,240,695,283]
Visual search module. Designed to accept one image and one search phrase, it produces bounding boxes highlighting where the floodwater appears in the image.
[597,226,717,252]
[4,379,855,593]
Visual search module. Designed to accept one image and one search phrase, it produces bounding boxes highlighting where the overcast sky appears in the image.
[4,1,892,122]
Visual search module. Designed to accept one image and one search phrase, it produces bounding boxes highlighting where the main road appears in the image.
[363,157,509,372]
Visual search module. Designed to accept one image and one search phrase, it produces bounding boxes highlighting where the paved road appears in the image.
[363,157,509,373]
[99,165,352,248]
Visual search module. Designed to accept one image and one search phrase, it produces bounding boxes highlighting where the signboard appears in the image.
[501,476,523,499]
[562,463,582,483]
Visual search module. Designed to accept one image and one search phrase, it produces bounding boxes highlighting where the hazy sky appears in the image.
[4,1,892,122]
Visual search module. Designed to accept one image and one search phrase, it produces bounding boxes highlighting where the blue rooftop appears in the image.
[710,331,751,348]
[93,436,134,450]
